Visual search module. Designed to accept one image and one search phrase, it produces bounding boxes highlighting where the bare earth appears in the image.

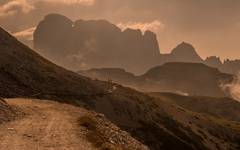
[0,98,97,150]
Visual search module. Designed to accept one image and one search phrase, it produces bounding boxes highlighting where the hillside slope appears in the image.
[150,92,240,122]
[141,63,232,97]
[0,26,107,100]
[1,26,240,150]
[93,87,240,150]
[78,68,136,87]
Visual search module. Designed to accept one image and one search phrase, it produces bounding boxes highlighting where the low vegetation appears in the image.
[78,114,149,150]
[0,98,16,123]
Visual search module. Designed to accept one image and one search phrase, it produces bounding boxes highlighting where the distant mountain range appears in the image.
[32,13,240,75]
[79,62,233,97]
[2,25,240,150]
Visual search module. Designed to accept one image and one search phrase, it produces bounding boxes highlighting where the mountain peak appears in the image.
[172,42,196,54]
[170,42,203,62]
[44,13,73,24]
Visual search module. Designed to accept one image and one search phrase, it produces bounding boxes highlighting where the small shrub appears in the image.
[78,116,97,130]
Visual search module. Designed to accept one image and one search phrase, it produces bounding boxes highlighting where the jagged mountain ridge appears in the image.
[34,14,160,74]
[31,13,240,75]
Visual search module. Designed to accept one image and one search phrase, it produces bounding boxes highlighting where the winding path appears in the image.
[0,98,96,150]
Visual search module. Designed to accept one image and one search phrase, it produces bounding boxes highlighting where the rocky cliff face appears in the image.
[34,14,160,74]
[34,14,73,59]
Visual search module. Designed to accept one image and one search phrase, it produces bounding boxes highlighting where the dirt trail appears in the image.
[0,98,97,150]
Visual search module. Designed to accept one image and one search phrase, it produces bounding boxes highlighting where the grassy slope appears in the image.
[150,92,240,122]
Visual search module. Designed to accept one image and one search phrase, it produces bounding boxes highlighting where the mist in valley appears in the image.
[222,73,240,102]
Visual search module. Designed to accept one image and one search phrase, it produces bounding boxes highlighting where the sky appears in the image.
[1,0,240,60]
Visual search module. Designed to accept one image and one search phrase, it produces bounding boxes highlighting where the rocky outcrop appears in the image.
[220,59,240,75]
[205,56,222,68]
[79,113,149,150]
[204,57,240,75]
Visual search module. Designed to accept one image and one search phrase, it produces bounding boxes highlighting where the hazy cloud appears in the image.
[222,73,240,102]
[117,20,165,33]
[0,0,95,18]
[41,0,95,6]
[0,0,34,17]
[13,26,36,40]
